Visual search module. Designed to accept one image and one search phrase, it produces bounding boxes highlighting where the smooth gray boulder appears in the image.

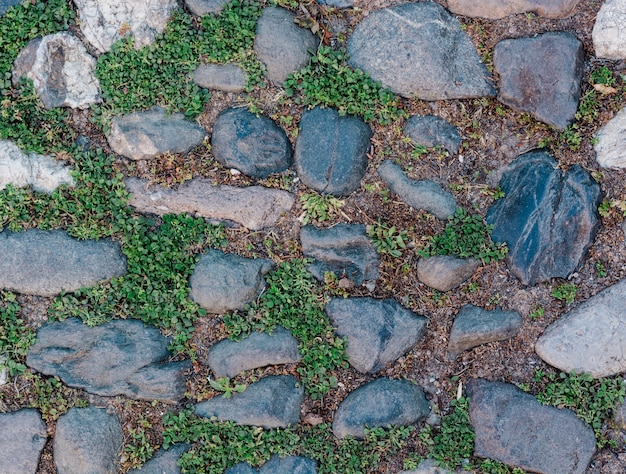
[347,2,495,100]
[195,375,304,428]
[193,63,247,92]
[27,318,190,403]
[227,455,317,474]
[448,0,581,19]
[325,297,427,374]
[0,0,20,16]
[416,256,480,292]
[54,407,124,474]
[594,107,626,169]
[128,444,190,474]
[0,409,47,474]
[185,0,228,15]
[0,229,126,296]
[467,379,596,474]
[593,0,626,59]
[333,378,430,439]
[403,115,462,155]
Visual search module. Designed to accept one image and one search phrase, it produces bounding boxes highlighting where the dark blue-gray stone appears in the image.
[316,0,355,8]
[0,0,20,16]
[0,409,47,474]
[227,455,317,474]
[128,444,190,474]
[403,115,462,155]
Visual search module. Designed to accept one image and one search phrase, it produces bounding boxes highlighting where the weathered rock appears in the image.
[536,278,626,377]
[185,0,228,16]
[347,2,495,100]
[207,327,301,378]
[593,0,626,59]
[12,32,100,109]
[227,455,317,474]
[486,151,601,286]
[594,107,626,169]
[416,256,480,292]
[448,0,581,19]
[378,160,457,220]
[448,305,522,358]
[0,140,74,193]
[128,444,190,474]
[126,177,295,230]
[0,229,126,296]
[0,409,47,474]
[193,63,247,92]
[0,0,20,16]
[300,224,379,285]
[195,375,304,428]
[494,32,584,130]
[27,318,190,402]
[212,107,292,178]
[614,402,626,431]
[325,297,427,374]
[254,7,318,84]
[333,378,430,439]
[467,379,596,474]
[295,107,371,196]
[403,115,462,155]
[317,0,355,8]
[107,108,206,161]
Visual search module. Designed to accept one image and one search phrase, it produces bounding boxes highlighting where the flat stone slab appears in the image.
[193,63,247,92]
[185,0,228,16]
[403,115,461,155]
[416,255,480,292]
[594,107,626,169]
[325,297,427,374]
[593,0,626,59]
[128,444,190,474]
[126,177,295,231]
[448,0,581,19]
[0,409,47,474]
[0,229,126,296]
[536,278,626,377]
[227,455,317,474]
[467,379,596,474]
[195,375,304,429]
[27,318,190,403]
[347,2,495,100]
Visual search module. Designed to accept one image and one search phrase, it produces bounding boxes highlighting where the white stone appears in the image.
[593,0,626,59]
[595,108,626,169]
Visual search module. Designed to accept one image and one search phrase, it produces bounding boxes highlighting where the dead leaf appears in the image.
[593,83,618,95]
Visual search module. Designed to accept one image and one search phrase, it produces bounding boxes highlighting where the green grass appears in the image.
[366,221,409,258]
[551,282,577,305]
[0,291,36,377]
[299,192,344,225]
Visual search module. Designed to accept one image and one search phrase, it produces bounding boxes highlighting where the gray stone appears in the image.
[0,409,47,474]
[300,224,379,285]
[494,32,584,130]
[107,108,206,161]
[416,256,480,292]
[27,318,190,402]
[54,407,124,474]
[212,107,292,178]
[207,327,301,378]
[128,444,190,474]
[295,107,371,196]
[467,379,596,474]
[332,378,430,439]
[536,278,626,378]
[126,177,295,231]
[486,151,601,286]
[227,455,317,474]
[12,32,100,109]
[448,0,581,19]
[403,115,462,155]
[254,7,318,84]
[316,0,355,8]
[614,401,626,431]
[593,0,626,59]
[193,63,247,92]
[195,375,304,428]
[399,458,456,474]
[378,160,457,220]
[325,297,427,374]
[347,3,495,100]
[594,107,626,169]
[0,0,20,16]
[448,305,522,358]
[185,0,228,16]
[0,229,126,296]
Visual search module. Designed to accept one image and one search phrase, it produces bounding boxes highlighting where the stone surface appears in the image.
[593,0,626,59]
[12,32,100,109]
[295,107,371,196]
[486,150,601,286]
[128,444,190,474]
[227,455,317,474]
[536,278,626,378]
[403,115,462,155]
[0,409,47,474]
[254,7,317,84]
[448,305,522,358]
[467,379,596,474]
[185,0,228,16]
[27,318,190,402]
[416,255,480,292]
[0,0,20,16]
[54,407,124,474]
[212,107,292,178]
[207,327,301,378]
[325,297,427,373]
[126,178,294,230]
[0,229,126,296]
[332,378,430,439]
[193,63,247,92]
[195,375,304,428]
[300,224,379,285]
[448,0,581,19]
[594,107,626,169]
[0,140,74,193]
[317,0,355,8]
[494,32,584,130]
[347,2,495,100]
[378,160,457,220]
[107,108,206,161]
[399,458,456,474]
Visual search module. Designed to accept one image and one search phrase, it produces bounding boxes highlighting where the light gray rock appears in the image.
[316,0,355,8]
[0,409,47,474]
[416,256,480,292]
[128,444,190,474]
[227,455,317,474]
[185,0,228,16]
[593,0,626,59]
[403,115,462,155]
[595,107,626,169]
[0,229,126,296]
[448,0,581,19]
[193,63,247,92]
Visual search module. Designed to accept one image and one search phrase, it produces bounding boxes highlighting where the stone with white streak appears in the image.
[595,108,626,169]
[593,0,626,59]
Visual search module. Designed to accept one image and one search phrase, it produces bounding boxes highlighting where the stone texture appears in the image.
[594,107,626,169]
[27,318,190,403]
[325,297,427,374]
[227,455,317,474]
[0,229,126,296]
[185,0,228,16]
[448,0,581,19]
[126,178,294,231]
[416,256,480,292]
[347,2,495,100]
[486,150,601,286]
[536,278,626,378]
[593,0,626,59]
[399,458,455,474]
[317,0,355,8]
[467,379,596,474]
[212,107,292,178]
[107,108,206,161]
[295,107,371,196]
[193,63,247,92]
[195,375,304,428]
[12,32,100,109]
[0,409,47,474]
[332,378,430,439]
[494,32,584,130]
[403,115,462,155]
[128,444,190,474]
[0,0,20,16]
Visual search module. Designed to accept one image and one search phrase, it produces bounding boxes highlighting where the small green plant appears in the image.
[124,415,156,469]
[590,66,616,86]
[27,374,88,422]
[299,192,344,225]
[551,282,577,305]
[595,260,607,278]
[529,306,545,320]
[209,377,247,398]
[598,199,612,217]
[411,144,428,158]
[575,90,599,124]
[366,221,409,258]
[0,292,36,377]
[560,124,582,151]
